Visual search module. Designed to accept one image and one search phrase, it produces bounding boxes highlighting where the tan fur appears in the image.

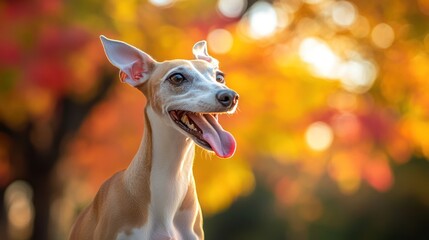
[143,60,196,114]
[180,180,204,239]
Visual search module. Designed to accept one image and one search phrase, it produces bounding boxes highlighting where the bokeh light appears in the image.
[305,121,334,151]
[303,0,325,5]
[329,152,361,194]
[207,29,234,54]
[148,0,174,7]
[245,1,278,39]
[217,0,247,18]
[282,0,302,13]
[4,181,34,239]
[371,23,395,49]
[338,58,378,93]
[331,1,357,27]
[332,112,362,143]
[350,15,371,38]
[299,37,378,93]
[299,37,341,79]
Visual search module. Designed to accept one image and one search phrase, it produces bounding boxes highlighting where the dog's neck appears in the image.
[124,104,195,202]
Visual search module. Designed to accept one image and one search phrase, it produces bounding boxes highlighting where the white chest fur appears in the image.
[116,107,200,240]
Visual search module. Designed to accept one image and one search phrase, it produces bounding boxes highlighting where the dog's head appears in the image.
[100,36,238,158]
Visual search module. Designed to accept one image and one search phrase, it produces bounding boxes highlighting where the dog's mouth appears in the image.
[169,110,236,158]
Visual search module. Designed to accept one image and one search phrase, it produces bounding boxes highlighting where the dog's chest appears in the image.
[115,174,192,240]
[116,226,148,240]
[115,221,181,240]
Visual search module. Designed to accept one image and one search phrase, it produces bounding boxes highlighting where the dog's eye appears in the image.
[216,72,225,83]
[168,73,186,85]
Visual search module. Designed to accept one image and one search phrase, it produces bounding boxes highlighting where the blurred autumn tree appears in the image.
[1,0,429,239]
[0,1,116,239]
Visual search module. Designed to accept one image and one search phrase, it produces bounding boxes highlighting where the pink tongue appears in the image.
[188,114,236,158]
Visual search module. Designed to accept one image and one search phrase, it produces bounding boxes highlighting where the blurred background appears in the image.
[1,0,429,239]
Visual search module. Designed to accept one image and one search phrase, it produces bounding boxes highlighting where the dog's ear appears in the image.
[192,40,219,68]
[100,35,156,87]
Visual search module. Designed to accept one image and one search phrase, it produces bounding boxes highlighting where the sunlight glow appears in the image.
[207,29,234,54]
[299,37,341,79]
[247,1,278,39]
[371,23,395,49]
[305,122,334,151]
[331,1,356,27]
[149,0,174,7]
[338,59,378,93]
[217,0,247,18]
[299,37,378,93]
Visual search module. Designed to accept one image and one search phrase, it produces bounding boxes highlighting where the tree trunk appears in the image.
[0,73,114,240]
[30,172,52,240]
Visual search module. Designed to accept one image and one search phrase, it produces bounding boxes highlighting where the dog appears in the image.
[69,36,239,240]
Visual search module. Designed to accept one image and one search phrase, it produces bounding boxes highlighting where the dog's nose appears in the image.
[216,90,239,108]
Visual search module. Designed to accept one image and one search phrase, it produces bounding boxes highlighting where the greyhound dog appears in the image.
[69,36,239,240]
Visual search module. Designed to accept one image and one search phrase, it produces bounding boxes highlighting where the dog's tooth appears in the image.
[181,115,189,124]
[180,114,199,131]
